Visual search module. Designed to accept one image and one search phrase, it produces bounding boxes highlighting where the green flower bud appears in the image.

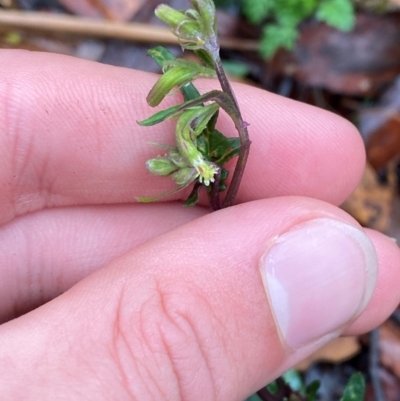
[168,148,190,169]
[191,0,217,37]
[146,157,179,176]
[175,106,220,186]
[172,167,198,186]
[155,4,204,49]
[155,5,187,28]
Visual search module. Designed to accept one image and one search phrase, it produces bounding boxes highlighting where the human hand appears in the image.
[0,50,399,400]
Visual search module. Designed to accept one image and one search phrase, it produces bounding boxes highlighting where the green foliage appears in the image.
[244,371,364,401]
[222,60,250,78]
[242,0,274,24]
[305,380,320,401]
[340,372,366,401]
[260,23,299,59]
[266,380,279,394]
[245,395,262,401]
[282,369,304,392]
[213,0,234,7]
[316,0,355,31]
[234,0,356,59]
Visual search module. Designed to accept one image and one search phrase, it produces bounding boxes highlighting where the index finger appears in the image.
[0,50,364,224]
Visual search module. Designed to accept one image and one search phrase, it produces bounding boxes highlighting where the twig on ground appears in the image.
[0,10,259,51]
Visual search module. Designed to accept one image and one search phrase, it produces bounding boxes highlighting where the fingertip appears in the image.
[224,83,366,205]
[345,228,400,335]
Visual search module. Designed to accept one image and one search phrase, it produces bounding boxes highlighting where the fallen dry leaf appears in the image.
[296,337,360,371]
[271,12,400,96]
[341,163,396,232]
[367,116,400,171]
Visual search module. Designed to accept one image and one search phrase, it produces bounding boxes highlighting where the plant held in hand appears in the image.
[137,0,250,210]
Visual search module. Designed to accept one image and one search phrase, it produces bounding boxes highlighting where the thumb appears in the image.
[0,197,398,401]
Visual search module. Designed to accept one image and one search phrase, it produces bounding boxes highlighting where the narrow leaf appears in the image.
[183,181,202,206]
[340,372,365,401]
[147,63,216,107]
[148,46,176,67]
[147,66,199,107]
[163,58,216,76]
[194,49,215,69]
[147,46,201,101]
[139,91,223,127]
[305,380,320,401]
[181,82,202,101]
[136,181,193,203]
[138,104,182,126]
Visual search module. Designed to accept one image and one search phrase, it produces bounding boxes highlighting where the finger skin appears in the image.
[344,229,400,335]
[0,203,207,323]
[0,198,399,400]
[0,50,364,224]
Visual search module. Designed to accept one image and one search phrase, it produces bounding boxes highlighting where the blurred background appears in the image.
[1,0,400,399]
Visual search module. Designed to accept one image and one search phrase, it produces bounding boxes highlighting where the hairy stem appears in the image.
[213,56,251,208]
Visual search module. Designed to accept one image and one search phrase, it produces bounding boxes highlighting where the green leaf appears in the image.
[198,128,240,166]
[146,63,216,107]
[194,49,215,69]
[260,23,298,59]
[177,103,220,137]
[209,130,241,165]
[283,369,304,392]
[266,381,279,395]
[147,46,176,67]
[222,60,250,78]
[136,184,190,203]
[214,0,237,9]
[219,168,229,191]
[244,394,263,401]
[138,104,182,126]
[340,372,366,401]
[242,0,274,24]
[183,181,202,206]
[180,82,202,102]
[316,0,355,31]
[275,0,318,25]
[305,380,320,401]
[147,46,202,101]
[139,90,226,126]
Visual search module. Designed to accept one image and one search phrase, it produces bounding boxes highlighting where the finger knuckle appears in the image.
[109,280,219,401]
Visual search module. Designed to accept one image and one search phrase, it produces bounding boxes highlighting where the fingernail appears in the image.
[261,218,378,350]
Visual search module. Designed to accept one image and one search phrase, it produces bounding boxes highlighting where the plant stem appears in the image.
[210,168,222,211]
[213,56,251,208]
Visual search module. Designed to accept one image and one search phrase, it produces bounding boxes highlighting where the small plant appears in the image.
[244,0,355,58]
[216,0,355,59]
[137,0,250,210]
[247,370,365,401]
